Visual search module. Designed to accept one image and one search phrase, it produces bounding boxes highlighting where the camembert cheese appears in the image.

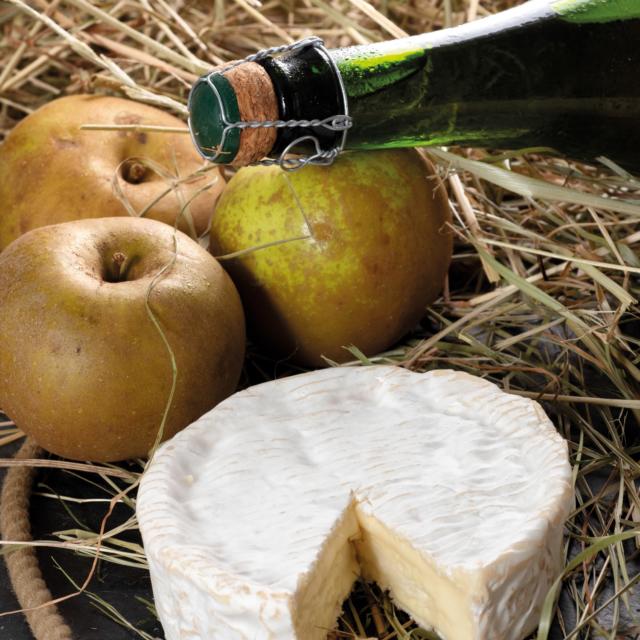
[137,366,573,640]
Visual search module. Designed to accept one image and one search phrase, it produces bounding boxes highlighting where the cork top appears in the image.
[188,61,278,167]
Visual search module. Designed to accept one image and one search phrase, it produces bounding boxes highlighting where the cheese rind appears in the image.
[137,366,573,640]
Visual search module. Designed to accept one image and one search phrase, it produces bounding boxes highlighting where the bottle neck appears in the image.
[334,0,552,76]
[256,0,555,157]
[257,44,348,159]
[187,0,640,167]
[329,0,640,167]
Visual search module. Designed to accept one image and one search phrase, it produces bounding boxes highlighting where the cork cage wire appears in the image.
[187,37,353,170]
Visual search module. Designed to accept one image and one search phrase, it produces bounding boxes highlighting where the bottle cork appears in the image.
[225,62,279,166]
[188,61,279,167]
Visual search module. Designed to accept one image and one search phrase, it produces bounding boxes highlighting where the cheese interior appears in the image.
[293,500,475,640]
[291,502,360,639]
[355,509,476,640]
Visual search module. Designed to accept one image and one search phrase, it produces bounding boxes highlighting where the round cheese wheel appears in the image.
[137,366,572,640]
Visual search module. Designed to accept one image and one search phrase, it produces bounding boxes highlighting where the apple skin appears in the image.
[0,217,245,461]
[210,149,452,366]
[0,95,225,251]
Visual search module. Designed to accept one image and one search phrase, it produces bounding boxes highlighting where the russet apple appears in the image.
[0,217,245,461]
[210,149,452,366]
[0,95,225,251]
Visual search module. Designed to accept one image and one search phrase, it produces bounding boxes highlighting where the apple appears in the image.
[210,149,452,366]
[0,95,225,251]
[0,217,245,461]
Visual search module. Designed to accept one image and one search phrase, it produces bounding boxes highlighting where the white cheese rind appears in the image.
[137,366,573,640]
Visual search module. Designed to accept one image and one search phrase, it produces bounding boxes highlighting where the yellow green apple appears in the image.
[0,95,225,251]
[210,149,452,366]
[0,217,245,461]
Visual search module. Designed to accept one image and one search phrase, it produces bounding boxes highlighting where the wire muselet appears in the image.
[193,36,352,171]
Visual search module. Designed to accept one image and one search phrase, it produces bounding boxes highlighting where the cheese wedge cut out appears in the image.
[137,366,573,640]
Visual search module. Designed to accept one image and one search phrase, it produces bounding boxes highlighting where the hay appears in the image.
[1,0,640,638]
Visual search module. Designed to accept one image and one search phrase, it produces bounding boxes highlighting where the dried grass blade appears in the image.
[0,459,137,479]
[230,0,295,43]
[306,0,373,44]
[509,389,640,411]
[87,33,199,83]
[449,171,499,282]
[536,530,640,640]
[6,0,136,87]
[483,238,640,276]
[64,0,210,75]
[344,0,408,38]
[430,149,640,217]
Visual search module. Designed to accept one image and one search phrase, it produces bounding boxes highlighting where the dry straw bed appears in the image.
[1,0,640,638]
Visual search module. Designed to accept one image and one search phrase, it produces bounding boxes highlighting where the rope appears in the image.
[0,438,73,640]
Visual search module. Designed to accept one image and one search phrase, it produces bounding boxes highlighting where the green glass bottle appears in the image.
[188,0,640,169]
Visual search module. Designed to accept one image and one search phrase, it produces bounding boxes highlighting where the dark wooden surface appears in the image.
[0,439,162,640]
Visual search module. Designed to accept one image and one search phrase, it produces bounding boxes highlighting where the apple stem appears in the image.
[112,252,127,281]
[122,159,147,184]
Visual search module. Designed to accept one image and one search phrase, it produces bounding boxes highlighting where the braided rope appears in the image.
[1,438,73,640]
